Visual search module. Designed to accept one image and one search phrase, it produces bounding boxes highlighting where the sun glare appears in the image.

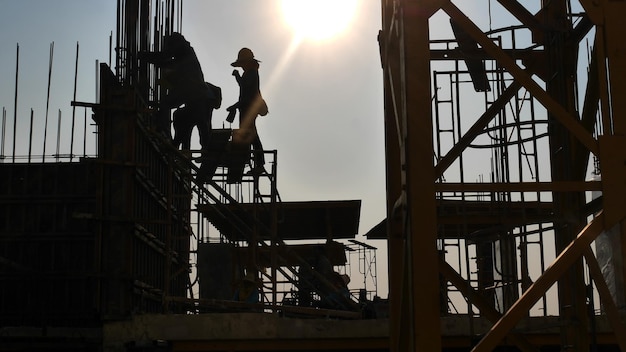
[281,0,358,41]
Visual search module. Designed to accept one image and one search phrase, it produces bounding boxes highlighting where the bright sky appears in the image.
[0,0,563,302]
[0,0,600,314]
[0,1,389,296]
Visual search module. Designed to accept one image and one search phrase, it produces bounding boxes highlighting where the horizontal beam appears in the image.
[435,180,601,192]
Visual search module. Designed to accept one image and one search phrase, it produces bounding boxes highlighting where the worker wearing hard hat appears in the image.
[227,47,268,176]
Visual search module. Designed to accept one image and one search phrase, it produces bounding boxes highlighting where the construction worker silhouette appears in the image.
[227,48,268,175]
[232,271,260,303]
[172,82,222,150]
[139,32,220,148]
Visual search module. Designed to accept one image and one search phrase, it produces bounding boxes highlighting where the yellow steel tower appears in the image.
[380,0,626,351]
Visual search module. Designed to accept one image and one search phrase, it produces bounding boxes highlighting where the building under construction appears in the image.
[1,1,626,351]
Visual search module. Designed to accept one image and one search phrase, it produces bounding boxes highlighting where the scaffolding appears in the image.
[380,0,626,351]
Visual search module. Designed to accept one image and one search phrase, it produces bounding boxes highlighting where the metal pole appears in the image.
[83,108,87,157]
[28,109,33,163]
[178,0,183,32]
[56,109,61,162]
[116,0,122,78]
[43,42,54,162]
[12,44,19,163]
[109,31,112,68]
[70,42,79,161]
[95,60,99,104]
[1,107,6,159]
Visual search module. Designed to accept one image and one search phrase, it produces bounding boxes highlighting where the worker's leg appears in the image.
[172,108,193,150]
[251,134,265,170]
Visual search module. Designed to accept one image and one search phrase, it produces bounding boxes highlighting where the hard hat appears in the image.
[231,48,260,67]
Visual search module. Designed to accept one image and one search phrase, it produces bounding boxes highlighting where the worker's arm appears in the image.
[232,69,243,84]
[138,50,174,67]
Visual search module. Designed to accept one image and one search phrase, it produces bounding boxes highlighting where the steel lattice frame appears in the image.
[380,0,626,351]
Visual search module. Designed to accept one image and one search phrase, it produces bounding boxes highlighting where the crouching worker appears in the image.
[232,271,260,304]
[319,272,351,310]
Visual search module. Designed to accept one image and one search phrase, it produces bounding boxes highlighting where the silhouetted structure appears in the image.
[3,1,626,352]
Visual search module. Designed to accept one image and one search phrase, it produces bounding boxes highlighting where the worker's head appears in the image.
[164,32,189,54]
[242,271,257,284]
[231,48,260,68]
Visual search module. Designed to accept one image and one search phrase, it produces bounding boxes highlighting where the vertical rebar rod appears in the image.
[1,107,6,158]
[56,109,61,162]
[83,108,87,157]
[28,109,33,163]
[12,44,19,163]
[96,60,99,104]
[43,42,54,162]
[95,60,99,156]
[109,31,113,68]
[166,0,172,34]
[178,0,182,32]
[70,42,79,161]
[116,0,122,78]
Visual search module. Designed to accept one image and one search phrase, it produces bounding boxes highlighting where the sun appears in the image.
[281,0,358,41]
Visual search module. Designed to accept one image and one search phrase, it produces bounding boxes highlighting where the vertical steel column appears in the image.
[602,2,626,313]
[381,0,444,350]
[380,1,406,349]
[541,1,590,349]
[582,0,626,298]
[404,3,442,348]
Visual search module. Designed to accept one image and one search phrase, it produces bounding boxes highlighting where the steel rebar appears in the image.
[1,107,6,159]
[56,109,61,162]
[70,42,79,161]
[43,42,54,162]
[28,109,33,163]
[12,44,19,163]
